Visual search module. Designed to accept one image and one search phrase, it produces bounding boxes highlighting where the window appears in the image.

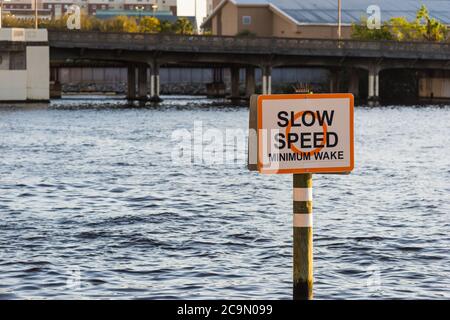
[242,16,251,25]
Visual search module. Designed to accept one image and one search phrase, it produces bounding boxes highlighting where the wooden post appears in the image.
[349,69,359,99]
[245,66,256,98]
[138,65,148,100]
[230,66,240,99]
[127,65,136,101]
[337,0,342,40]
[293,173,313,300]
[34,0,38,29]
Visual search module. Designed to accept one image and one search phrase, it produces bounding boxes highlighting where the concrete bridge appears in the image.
[48,30,450,103]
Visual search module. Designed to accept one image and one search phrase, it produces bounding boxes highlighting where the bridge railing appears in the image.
[48,31,450,57]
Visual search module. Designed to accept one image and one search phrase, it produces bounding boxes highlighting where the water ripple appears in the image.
[0,99,449,299]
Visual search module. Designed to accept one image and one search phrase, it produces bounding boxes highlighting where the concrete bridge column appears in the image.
[230,66,240,99]
[245,66,256,98]
[138,65,148,100]
[262,66,272,94]
[127,65,137,101]
[150,62,162,102]
[375,72,380,98]
[368,65,380,106]
[50,67,59,83]
[50,67,62,99]
[206,68,226,98]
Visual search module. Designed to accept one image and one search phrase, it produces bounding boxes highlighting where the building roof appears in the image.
[203,0,450,27]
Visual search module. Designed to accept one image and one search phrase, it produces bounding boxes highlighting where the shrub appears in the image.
[236,29,257,37]
[138,17,161,33]
[352,5,448,42]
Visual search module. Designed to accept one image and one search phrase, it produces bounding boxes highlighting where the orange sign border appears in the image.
[257,93,355,174]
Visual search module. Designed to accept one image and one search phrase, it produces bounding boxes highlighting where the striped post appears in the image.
[293,173,313,300]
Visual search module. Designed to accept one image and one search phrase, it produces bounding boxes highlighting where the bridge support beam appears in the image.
[262,66,272,94]
[127,65,137,101]
[230,66,240,100]
[368,65,380,106]
[150,62,162,102]
[245,66,256,98]
[138,65,148,101]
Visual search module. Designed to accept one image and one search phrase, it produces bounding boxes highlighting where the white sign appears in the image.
[367,5,382,30]
[66,5,81,31]
[257,94,354,174]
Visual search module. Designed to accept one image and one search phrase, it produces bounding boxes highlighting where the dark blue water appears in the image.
[0,96,449,299]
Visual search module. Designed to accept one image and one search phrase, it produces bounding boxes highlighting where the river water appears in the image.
[0,96,449,299]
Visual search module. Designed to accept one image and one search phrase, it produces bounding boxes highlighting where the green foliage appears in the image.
[160,20,174,33]
[415,4,448,41]
[389,17,419,41]
[235,29,257,37]
[39,16,69,30]
[138,17,161,33]
[352,4,448,42]
[3,15,34,28]
[102,16,138,33]
[1,15,196,35]
[81,14,103,31]
[351,17,393,40]
[173,18,194,35]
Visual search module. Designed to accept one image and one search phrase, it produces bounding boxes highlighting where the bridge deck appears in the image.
[48,31,450,61]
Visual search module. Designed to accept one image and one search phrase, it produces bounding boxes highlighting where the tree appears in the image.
[415,5,447,41]
[160,20,174,34]
[389,17,419,41]
[352,5,448,42]
[351,17,393,40]
[103,16,138,33]
[40,16,67,30]
[173,18,194,35]
[3,15,33,28]
[138,17,161,33]
[81,14,103,31]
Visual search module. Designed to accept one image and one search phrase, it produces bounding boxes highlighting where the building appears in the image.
[90,0,177,16]
[0,28,49,101]
[176,0,207,32]
[2,0,52,20]
[87,0,177,16]
[43,1,79,19]
[206,0,213,16]
[1,0,177,19]
[202,0,450,39]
